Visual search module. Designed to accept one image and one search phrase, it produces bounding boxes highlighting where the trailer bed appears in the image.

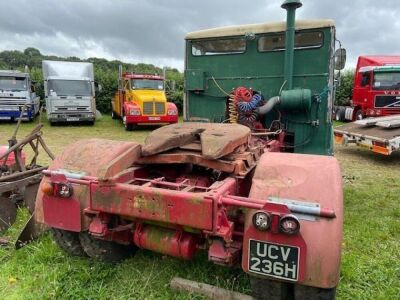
[334,117,400,155]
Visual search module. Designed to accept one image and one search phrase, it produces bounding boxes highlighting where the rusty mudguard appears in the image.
[35,139,141,230]
[242,152,343,289]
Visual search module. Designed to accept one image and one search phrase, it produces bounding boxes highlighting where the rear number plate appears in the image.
[249,239,299,281]
[149,116,160,121]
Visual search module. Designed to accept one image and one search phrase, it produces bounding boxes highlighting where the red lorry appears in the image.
[335,55,400,121]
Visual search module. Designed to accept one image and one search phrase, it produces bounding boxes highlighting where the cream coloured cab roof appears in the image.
[185,19,334,40]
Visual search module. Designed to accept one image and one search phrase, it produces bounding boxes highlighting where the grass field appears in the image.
[0,116,399,299]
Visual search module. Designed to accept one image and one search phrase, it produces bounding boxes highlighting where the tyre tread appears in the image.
[51,228,87,257]
[79,232,136,263]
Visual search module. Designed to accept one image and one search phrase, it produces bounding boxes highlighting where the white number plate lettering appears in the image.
[249,240,300,281]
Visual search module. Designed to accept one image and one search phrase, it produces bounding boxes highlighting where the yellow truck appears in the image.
[111,68,178,131]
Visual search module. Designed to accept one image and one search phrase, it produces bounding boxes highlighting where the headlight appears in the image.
[167,109,177,116]
[130,108,141,116]
[252,211,272,231]
[279,214,300,235]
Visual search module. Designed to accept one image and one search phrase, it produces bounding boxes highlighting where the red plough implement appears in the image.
[0,108,54,247]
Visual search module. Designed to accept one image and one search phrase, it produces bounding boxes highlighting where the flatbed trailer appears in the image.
[334,115,400,155]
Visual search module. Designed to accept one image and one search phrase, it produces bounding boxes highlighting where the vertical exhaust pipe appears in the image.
[258,0,312,115]
[282,0,302,90]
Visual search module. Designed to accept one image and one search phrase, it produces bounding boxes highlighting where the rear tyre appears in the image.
[335,107,346,122]
[355,109,364,120]
[51,228,87,257]
[79,232,137,263]
[295,285,336,300]
[111,111,118,119]
[250,277,291,300]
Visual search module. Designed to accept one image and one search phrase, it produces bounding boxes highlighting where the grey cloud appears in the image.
[0,0,399,70]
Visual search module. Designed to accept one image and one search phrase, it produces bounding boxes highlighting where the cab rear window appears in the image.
[258,31,323,52]
[192,38,246,56]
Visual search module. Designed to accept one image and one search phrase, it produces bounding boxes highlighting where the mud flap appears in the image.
[243,152,343,289]
[43,195,81,232]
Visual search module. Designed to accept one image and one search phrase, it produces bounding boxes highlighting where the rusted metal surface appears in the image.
[0,124,54,166]
[37,126,342,289]
[0,195,16,232]
[90,181,215,230]
[23,182,40,213]
[138,147,261,177]
[243,152,343,288]
[1,115,54,242]
[15,213,48,249]
[47,138,140,178]
[0,167,46,183]
[35,139,141,228]
[241,200,308,282]
[43,195,81,232]
[134,224,198,260]
[141,122,251,159]
[208,239,242,266]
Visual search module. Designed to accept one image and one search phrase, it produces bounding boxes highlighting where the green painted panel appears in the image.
[185,69,205,91]
[185,27,334,155]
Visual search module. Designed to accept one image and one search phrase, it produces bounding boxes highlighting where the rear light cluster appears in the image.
[252,211,300,235]
[366,109,382,116]
[42,182,73,198]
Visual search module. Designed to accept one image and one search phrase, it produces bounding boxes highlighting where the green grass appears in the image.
[0,117,399,299]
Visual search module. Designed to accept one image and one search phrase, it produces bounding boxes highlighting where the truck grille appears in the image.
[375,95,400,108]
[56,106,89,111]
[143,101,165,115]
[155,102,165,114]
[143,102,153,115]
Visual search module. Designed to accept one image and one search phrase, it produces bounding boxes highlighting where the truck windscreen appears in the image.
[0,76,27,91]
[131,79,163,90]
[373,72,400,90]
[47,80,92,96]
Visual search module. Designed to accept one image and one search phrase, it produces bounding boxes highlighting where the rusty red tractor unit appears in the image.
[35,1,345,299]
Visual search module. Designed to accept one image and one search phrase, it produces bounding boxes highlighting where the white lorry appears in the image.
[0,70,40,121]
[42,60,96,124]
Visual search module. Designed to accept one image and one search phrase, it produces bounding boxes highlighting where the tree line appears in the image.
[0,47,184,113]
[0,47,354,112]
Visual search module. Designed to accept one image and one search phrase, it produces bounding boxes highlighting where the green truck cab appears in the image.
[184,18,345,155]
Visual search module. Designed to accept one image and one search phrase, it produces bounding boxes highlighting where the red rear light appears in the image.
[54,183,73,198]
[279,214,300,235]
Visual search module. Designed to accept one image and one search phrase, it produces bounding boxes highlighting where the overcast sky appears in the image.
[0,0,399,71]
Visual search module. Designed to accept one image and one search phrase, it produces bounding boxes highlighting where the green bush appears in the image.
[335,70,355,106]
